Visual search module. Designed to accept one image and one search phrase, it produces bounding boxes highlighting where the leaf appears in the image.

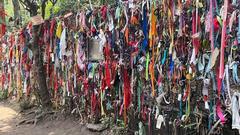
[45,0,53,19]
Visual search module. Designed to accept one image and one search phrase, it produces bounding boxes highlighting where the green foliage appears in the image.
[52,0,116,16]
[5,0,117,28]
[42,0,79,18]
[45,1,54,19]
[0,89,8,100]
[4,0,30,28]
[53,5,60,14]
[5,1,14,18]
[56,0,79,13]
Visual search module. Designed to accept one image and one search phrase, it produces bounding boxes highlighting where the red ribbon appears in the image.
[216,67,222,97]
[50,19,56,38]
[213,18,220,32]
[91,93,97,114]
[192,10,200,55]
[101,6,108,20]
[123,68,131,125]
[9,48,13,63]
[1,74,5,88]
[105,60,111,88]
[83,78,89,96]
[123,68,131,109]
[1,24,6,37]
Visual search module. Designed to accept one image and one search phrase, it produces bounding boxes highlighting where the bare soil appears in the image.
[0,100,101,135]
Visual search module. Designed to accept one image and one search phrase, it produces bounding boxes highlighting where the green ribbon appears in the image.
[91,63,96,77]
[145,52,150,80]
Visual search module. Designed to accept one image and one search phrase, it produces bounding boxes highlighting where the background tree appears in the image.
[12,0,21,24]
[19,0,52,108]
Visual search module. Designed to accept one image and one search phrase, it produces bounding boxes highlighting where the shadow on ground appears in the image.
[0,101,101,135]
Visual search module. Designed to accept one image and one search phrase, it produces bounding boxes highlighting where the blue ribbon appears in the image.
[233,63,240,85]
[56,39,60,59]
[111,30,115,48]
[232,0,237,5]
[161,50,167,65]
[169,55,174,76]
[214,0,219,15]
[141,5,148,53]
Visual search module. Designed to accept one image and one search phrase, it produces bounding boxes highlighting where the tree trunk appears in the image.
[12,0,20,23]
[30,4,51,108]
[0,0,6,37]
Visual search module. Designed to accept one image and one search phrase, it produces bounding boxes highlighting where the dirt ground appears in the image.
[0,101,101,135]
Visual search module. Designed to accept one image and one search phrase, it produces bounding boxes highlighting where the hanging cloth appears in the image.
[59,28,67,60]
[216,99,226,124]
[231,62,240,84]
[137,76,142,112]
[101,6,108,21]
[91,92,97,114]
[56,22,62,39]
[77,34,85,71]
[219,0,228,79]
[232,92,240,133]
[105,60,111,89]
[99,29,106,53]
[79,11,87,31]
[202,78,210,109]
[146,52,150,80]
[209,0,215,52]
[149,6,157,48]
[237,15,240,43]
[50,19,56,38]
[191,9,200,57]
[141,4,148,52]
[168,0,174,55]
[123,68,131,126]
[149,58,155,97]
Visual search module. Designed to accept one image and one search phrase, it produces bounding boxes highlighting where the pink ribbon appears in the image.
[209,0,214,52]
[219,0,228,79]
[217,100,226,124]
[192,10,200,55]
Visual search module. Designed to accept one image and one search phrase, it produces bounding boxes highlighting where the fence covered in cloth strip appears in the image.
[0,0,240,134]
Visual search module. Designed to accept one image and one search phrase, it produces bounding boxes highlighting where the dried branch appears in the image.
[19,0,38,16]
[19,0,31,12]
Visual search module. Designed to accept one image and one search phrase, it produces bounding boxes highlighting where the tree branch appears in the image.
[19,0,31,12]
[49,0,57,6]
[19,0,38,16]
[41,0,58,19]
[41,0,47,19]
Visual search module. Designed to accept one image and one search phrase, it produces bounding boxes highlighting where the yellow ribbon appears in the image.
[56,22,62,38]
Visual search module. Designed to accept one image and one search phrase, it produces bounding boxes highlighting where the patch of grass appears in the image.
[0,89,8,101]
